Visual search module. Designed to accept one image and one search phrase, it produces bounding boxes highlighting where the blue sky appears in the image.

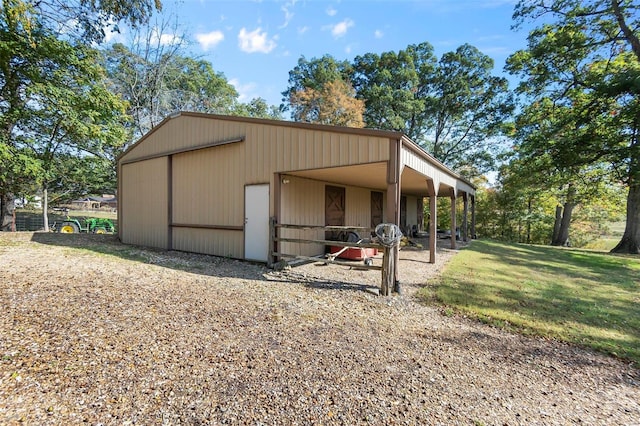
[111,0,533,108]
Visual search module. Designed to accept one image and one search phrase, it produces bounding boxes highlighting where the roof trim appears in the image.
[117,112,405,162]
[400,135,476,190]
[119,136,244,166]
[117,112,474,190]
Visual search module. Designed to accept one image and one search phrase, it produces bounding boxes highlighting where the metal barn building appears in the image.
[117,112,476,264]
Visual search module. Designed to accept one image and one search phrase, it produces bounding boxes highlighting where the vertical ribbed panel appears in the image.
[405,196,418,228]
[172,143,245,227]
[121,158,168,248]
[345,187,371,229]
[279,176,325,256]
[172,228,242,258]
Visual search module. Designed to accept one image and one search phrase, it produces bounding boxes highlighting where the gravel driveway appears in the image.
[1,232,638,425]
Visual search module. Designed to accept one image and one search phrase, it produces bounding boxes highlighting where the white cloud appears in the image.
[150,27,183,46]
[104,26,127,44]
[326,6,337,16]
[238,27,277,53]
[297,26,309,35]
[196,30,225,50]
[280,0,297,29]
[229,78,257,102]
[374,29,384,39]
[327,19,354,38]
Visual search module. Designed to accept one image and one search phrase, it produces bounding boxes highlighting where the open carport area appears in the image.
[1,232,638,424]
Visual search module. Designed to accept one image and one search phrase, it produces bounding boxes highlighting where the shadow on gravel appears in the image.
[26,232,464,295]
[29,231,269,281]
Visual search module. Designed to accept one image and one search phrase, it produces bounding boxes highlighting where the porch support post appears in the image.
[270,172,282,266]
[462,192,469,242]
[426,179,437,264]
[471,194,476,239]
[450,188,457,250]
[385,138,403,295]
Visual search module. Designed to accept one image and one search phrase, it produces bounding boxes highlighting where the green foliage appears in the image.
[282,55,353,122]
[231,97,282,120]
[423,239,640,362]
[282,44,513,177]
[507,0,640,254]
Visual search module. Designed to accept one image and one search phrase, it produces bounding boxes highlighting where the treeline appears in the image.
[1,0,638,253]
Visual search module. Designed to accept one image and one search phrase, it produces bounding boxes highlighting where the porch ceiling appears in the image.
[285,162,453,197]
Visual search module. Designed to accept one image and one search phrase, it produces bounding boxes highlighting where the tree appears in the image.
[29,0,162,43]
[1,0,160,231]
[507,0,640,254]
[350,43,513,175]
[511,95,617,246]
[425,44,513,174]
[282,55,352,119]
[351,44,431,135]
[232,97,282,120]
[289,79,364,127]
[104,41,239,143]
[28,44,128,230]
[103,14,278,146]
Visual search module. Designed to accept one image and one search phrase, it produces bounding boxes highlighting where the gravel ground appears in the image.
[0,232,638,425]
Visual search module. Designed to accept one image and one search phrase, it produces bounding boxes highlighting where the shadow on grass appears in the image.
[434,239,640,363]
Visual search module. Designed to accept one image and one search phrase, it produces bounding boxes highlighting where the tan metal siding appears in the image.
[345,187,372,230]
[121,158,169,248]
[279,176,325,257]
[123,116,245,164]
[405,196,418,229]
[172,228,243,257]
[172,143,245,227]
[279,176,381,257]
[170,143,245,257]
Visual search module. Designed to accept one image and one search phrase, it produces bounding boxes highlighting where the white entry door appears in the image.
[244,184,270,262]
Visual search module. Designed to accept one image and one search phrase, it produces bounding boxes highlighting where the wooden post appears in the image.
[462,192,468,242]
[381,246,392,296]
[450,188,457,250]
[427,179,438,264]
[379,223,397,296]
[268,216,277,267]
[471,194,476,239]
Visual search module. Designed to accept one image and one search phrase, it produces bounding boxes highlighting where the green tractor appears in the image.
[56,217,116,234]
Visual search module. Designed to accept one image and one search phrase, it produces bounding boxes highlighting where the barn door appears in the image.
[325,185,345,240]
[244,184,269,262]
[371,191,383,228]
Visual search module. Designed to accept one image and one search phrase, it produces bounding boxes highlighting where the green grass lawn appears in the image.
[421,240,640,364]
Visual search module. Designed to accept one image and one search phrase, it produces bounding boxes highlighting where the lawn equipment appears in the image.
[326,231,376,266]
[55,217,116,234]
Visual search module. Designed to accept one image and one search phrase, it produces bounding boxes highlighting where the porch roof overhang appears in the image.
[283,136,475,198]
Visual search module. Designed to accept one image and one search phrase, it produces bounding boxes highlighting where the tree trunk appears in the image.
[611,175,640,254]
[551,202,575,246]
[1,193,16,232]
[42,186,49,232]
[526,198,532,244]
[552,205,562,243]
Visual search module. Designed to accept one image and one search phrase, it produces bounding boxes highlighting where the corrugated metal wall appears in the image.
[279,175,325,257]
[119,115,393,259]
[172,228,243,258]
[120,158,169,248]
[279,175,382,257]
[172,144,244,227]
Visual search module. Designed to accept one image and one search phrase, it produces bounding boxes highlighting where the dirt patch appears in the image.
[1,232,638,424]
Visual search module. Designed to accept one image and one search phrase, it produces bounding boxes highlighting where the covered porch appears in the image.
[274,136,476,266]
